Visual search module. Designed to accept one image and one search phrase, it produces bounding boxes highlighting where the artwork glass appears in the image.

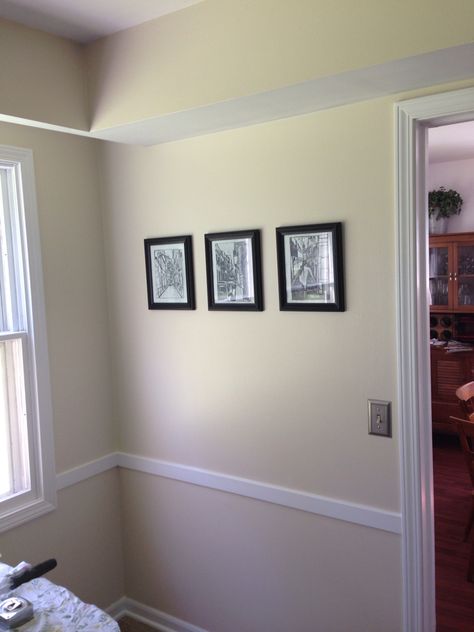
[276,223,344,311]
[205,230,263,311]
[211,237,255,304]
[283,231,335,304]
[144,236,195,310]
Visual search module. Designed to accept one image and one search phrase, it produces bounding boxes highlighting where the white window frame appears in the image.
[0,145,56,533]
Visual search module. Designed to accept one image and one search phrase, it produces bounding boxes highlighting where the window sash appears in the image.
[0,334,31,500]
[0,147,56,533]
[0,166,25,334]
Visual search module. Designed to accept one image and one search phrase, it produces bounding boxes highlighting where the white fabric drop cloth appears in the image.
[0,563,119,631]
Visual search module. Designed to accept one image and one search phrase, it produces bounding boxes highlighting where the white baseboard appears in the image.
[107,596,208,632]
[56,452,402,534]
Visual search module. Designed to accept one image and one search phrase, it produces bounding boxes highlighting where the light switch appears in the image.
[368,400,391,437]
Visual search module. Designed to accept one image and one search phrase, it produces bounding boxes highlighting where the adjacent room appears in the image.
[0,1,474,630]
[428,121,474,628]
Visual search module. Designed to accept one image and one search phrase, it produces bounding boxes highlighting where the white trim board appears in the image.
[107,597,207,632]
[91,43,474,146]
[55,452,401,534]
[395,86,474,632]
[1,44,473,146]
[56,453,119,490]
[117,453,401,533]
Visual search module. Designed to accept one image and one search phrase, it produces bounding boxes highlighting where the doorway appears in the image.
[396,87,474,632]
[427,121,474,628]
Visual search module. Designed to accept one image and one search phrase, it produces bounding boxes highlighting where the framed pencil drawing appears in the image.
[276,222,345,311]
[204,229,263,311]
[144,235,195,309]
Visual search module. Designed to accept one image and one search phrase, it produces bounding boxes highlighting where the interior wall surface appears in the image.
[428,157,474,232]
[120,469,401,632]
[0,122,122,604]
[100,98,398,506]
[0,122,116,472]
[0,19,89,130]
[0,470,124,609]
[100,96,401,629]
[86,0,474,130]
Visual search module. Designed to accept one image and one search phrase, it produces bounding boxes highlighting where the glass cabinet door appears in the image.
[456,243,474,308]
[429,246,449,307]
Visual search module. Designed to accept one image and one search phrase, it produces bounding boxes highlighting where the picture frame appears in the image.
[276,222,345,311]
[144,235,195,309]
[204,229,263,311]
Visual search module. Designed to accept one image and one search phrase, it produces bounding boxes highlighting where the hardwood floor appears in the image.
[118,615,156,632]
[433,433,474,631]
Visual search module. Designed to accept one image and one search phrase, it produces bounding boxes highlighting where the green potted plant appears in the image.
[428,186,463,234]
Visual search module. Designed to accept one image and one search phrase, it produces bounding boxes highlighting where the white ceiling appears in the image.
[429,121,474,164]
[0,0,204,43]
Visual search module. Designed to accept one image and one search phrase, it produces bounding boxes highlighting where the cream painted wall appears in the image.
[0,19,89,130]
[0,471,124,608]
[0,2,472,626]
[428,157,474,232]
[98,97,400,627]
[0,122,116,472]
[86,0,474,129]
[120,469,401,632]
[0,122,123,604]
[100,98,398,510]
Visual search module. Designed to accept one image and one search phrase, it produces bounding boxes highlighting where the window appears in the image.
[0,145,56,532]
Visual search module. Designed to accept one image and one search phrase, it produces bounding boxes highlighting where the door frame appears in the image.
[396,86,474,631]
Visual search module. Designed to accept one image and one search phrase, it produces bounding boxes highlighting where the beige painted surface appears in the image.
[1,5,461,626]
[86,0,474,129]
[0,122,121,608]
[0,470,124,608]
[0,122,116,472]
[100,97,399,510]
[0,19,89,129]
[120,469,401,632]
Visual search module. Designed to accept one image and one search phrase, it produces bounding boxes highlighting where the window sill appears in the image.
[0,495,56,534]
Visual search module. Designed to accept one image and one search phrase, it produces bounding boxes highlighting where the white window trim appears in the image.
[0,145,56,533]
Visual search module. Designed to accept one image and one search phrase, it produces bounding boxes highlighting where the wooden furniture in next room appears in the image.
[448,415,474,581]
[430,232,474,314]
[431,347,474,433]
[456,381,474,420]
[429,232,474,431]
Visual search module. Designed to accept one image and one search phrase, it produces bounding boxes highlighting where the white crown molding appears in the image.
[0,44,473,146]
[56,452,401,534]
[107,596,207,632]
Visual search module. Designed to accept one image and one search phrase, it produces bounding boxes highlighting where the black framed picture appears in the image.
[276,222,345,311]
[204,229,263,311]
[144,235,195,309]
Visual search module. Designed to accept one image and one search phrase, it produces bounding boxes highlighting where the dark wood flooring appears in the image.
[433,433,474,631]
[118,615,156,632]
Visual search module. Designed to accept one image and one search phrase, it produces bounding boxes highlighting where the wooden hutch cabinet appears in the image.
[429,232,474,313]
[430,232,474,432]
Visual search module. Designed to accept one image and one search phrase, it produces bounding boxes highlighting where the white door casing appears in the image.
[396,86,474,632]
